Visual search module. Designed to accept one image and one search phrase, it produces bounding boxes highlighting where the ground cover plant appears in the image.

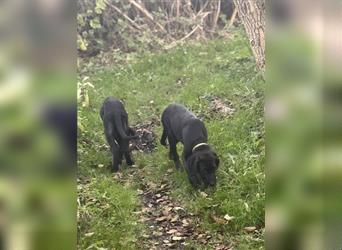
[78,29,265,249]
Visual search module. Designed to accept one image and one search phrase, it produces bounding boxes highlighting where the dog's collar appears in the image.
[192,143,208,153]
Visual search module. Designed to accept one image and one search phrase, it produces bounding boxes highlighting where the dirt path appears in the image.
[138,173,211,249]
[114,166,233,250]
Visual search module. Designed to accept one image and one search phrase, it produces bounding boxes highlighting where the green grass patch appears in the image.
[78,175,142,249]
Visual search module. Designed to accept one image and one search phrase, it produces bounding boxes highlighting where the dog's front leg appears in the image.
[187,172,200,189]
[169,137,182,170]
[185,157,201,188]
[111,146,121,172]
[179,151,187,172]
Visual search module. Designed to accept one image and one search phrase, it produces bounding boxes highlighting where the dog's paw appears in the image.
[111,166,119,173]
[126,160,135,166]
[160,140,168,147]
[175,164,183,171]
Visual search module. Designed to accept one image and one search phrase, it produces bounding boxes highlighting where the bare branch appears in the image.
[109,3,141,30]
[211,0,221,32]
[165,25,201,50]
[227,6,238,29]
[128,0,166,32]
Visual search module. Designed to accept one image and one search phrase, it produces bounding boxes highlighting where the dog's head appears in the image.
[187,150,220,189]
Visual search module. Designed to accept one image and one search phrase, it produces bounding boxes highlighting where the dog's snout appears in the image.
[208,175,217,187]
[209,180,216,187]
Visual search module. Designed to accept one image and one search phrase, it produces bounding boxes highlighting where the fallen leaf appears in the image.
[244,202,250,212]
[162,207,172,216]
[217,233,225,240]
[224,214,235,221]
[139,216,150,222]
[147,181,157,189]
[167,229,178,234]
[199,192,208,198]
[113,172,123,179]
[152,231,163,237]
[215,245,233,250]
[244,226,257,232]
[156,198,166,203]
[141,207,152,214]
[155,216,167,222]
[211,214,226,225]
[170,215,179,222]
[197,233,205,239]
[171,236,183,241]
[182,219,190,226]
[85,232,94,237]
[211,97,235,115]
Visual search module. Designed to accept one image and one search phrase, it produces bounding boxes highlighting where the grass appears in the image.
[78,29,265,249]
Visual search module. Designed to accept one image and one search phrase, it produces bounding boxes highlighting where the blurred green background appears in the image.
[0,0,75,249]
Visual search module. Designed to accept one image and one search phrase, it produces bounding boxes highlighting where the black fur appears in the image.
[161,103,219,189]
[100,97,137,172]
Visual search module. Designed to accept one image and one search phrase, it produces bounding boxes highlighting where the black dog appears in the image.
[100,97,137,172]
[160,103,219,188]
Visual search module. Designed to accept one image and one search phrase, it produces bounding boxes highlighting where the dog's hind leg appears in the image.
[179,151,185,172]
[128,127,136,136]
[104,120,120,172]
[160,126,168,146]
[168,136,181,170]
[124,152,134,166]
[120,140,134,166]
[118,151,123,165]
[111,149,121,172]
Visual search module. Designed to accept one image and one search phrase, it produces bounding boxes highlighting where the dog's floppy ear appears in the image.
[186,154,200,188]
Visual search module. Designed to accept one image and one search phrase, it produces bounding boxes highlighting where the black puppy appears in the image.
[161,103,219,188]
[100,97,137,172]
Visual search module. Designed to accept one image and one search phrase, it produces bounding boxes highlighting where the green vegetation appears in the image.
[78,29,265,249]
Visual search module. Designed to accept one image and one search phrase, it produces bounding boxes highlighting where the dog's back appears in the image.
[162,104,192,141]
[101,97,125,119]
[161,103,207,146]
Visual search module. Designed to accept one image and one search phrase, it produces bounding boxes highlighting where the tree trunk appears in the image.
[234,0,265,76]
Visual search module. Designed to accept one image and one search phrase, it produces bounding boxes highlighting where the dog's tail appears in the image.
[114,114,138,140]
